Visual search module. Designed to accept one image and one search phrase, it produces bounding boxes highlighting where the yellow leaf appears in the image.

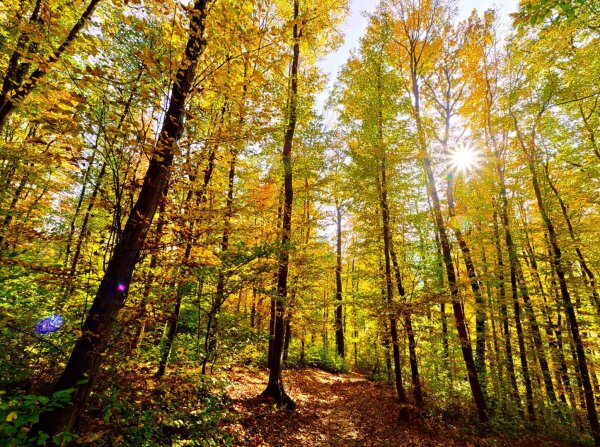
[6,411,17,422]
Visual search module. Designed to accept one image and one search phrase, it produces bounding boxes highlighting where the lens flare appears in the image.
[447,143,481,173]
[35,315,64,335]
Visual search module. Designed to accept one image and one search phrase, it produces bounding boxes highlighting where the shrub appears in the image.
[0,388,76,446]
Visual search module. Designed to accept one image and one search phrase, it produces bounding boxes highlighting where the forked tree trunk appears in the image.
[33,1,210,435]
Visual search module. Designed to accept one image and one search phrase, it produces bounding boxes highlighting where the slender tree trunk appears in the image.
[532,163,600,441]
[334,200,345,357]
[60,162,107,306]
[64,151,97,268]
[156,103,225,378]
[545,165,600,314]
[390,243,423,406]
[33,1,210,435]
[135,194,168,350]
[447,176,486,386]
[261,0,300,408]
[155,278,185,378]
[494,146,537,418]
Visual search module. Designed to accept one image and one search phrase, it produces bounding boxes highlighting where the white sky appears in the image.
[316,0,520,117]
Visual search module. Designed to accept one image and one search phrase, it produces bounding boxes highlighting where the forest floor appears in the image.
[222,367,582,447]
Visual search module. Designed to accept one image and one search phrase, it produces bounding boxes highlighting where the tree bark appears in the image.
[261,0,300,408]
[390,243,423,406]
[334,199,345,358]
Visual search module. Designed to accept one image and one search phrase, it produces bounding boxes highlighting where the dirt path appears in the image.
[222,368,577,447]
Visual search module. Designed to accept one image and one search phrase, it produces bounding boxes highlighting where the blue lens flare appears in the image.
[35,315,65,335]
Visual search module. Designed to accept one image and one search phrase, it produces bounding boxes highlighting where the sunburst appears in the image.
[447,143,481,174]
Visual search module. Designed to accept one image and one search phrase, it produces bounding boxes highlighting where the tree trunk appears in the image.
[283,309,292,363]
[390,244,423,406]
[61,162,107,306]
[533,159,599,441]
[334,200,344,358]
[261,0,300,408]
[135,195,168,350]
[447,175,486,387]
[493,143,537,418]
[268,188,284,369]
[33,1,210,435]
[545,165,600,314]
[64,151,97,268]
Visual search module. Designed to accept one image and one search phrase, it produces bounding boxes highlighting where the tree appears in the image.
[33,0,212,435]
[387,0,489,422]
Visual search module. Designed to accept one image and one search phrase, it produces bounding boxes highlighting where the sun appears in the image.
[447,143,481,173]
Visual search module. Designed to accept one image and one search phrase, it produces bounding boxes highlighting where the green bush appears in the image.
[304,345,348,374]
[92,373,233,446]
[0,388,76,446]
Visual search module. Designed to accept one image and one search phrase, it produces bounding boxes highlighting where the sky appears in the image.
[316,0,521,117]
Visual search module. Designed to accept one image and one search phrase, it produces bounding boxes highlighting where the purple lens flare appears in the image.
[35,315,65,335]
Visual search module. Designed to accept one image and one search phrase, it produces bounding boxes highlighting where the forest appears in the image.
[1,0,599,445]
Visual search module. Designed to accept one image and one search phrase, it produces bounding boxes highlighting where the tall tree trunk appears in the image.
[390,243,423,406]
[135,194,168,350]
[374,86,406,412]
[61,162,107,306]
[156,101,226,378]
[268,188,284,369]
[33,1,210,435]
[334,199,345,358]
[493,143,537,418]
[64,151,97,268]
[545,165,600,314]
[379,180,406,408]
[447,175,486,386]
[261,0,300,408]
